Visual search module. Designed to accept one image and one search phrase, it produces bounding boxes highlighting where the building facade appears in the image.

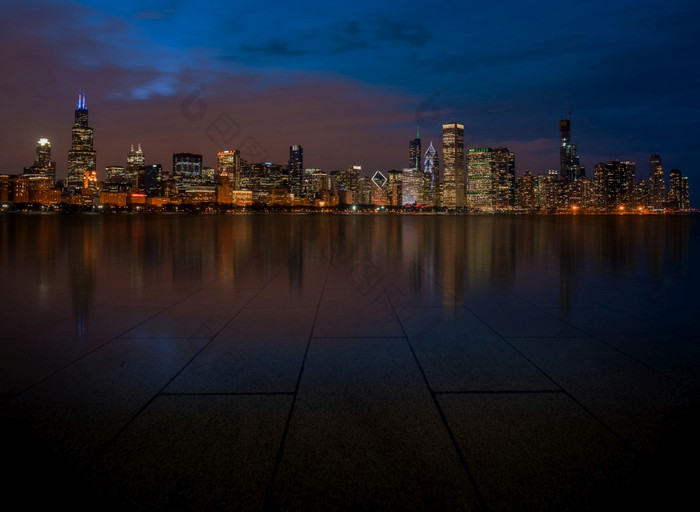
[67,90,96,189]
[442,122,465,209]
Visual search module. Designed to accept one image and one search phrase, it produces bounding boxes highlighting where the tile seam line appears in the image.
[472,307,661,464]
[510,295,693,390]
[371,250,489,511]
[262,253,330,508]
[88,261,289,465]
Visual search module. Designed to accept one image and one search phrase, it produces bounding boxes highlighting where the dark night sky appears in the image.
[1,0,698,182]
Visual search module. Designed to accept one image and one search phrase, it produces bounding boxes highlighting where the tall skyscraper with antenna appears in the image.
[559,112,584,181]
[409,128,421,173]
[67,89,96,189]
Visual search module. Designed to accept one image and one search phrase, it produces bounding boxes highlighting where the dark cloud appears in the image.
[238,40,309,57]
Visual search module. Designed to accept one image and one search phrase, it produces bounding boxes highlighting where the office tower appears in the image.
[593,160,636,210]
[173,153,203,183]
[24,138,56,184]
[105,166,126,183]
[333,166,361,204]
[67,89,96,189]
[409,129,421,173]
[668,169,681,209]
[466,148,495,209]
[442,122,465,209]
[515,171,536,209]
[421,141,439,206]
[125,144,145,187]
[559,116,584,181]
[401,168,421,205]
[668,169,690,209]
[288,145,303,197]
[144,164,163,194]
[493,147,515,207]
[217,150,241,188]
[649,154,665,209]
[387,169,403,206]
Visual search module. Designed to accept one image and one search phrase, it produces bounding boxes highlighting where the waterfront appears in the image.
[1,213,699,509]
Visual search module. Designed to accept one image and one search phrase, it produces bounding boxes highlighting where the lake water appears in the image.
[1,213,698,509]
[1,213,698,345]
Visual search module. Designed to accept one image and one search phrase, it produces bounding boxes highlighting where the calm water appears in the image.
[1,213,698,342]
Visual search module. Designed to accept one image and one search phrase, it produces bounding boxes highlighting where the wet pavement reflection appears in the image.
[1,213,698,509]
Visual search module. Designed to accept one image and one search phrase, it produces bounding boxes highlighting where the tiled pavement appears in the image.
[1,216,699,511]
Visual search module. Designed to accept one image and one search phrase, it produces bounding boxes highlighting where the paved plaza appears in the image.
[1,215,699,510]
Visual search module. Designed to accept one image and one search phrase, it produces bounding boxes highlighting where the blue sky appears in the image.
[1,0,698,182]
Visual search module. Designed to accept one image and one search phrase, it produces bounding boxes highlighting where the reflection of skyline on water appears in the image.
[0,214,696,335]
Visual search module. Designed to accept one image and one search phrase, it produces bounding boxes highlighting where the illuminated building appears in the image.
[442,122,465,209]
[288,145,303,197]
[668,168,690,210]
[126,144,145,187]
[202,167,215,183]
[535,171,560,211]
[67,90,96,189]
[310,171,329,198]
[649,154,665,209]
[421,142,439,206]
[370,171,389,205]
[466,148,495,210]
[332,166,360,204]
[243,162,284,193]
[493,147,515,208]
[0,175,9,203]
[387,169,403,206]
[24,138,56,184]
[515,171,535,210]
[144,164,163,195]
[217,150,241,188]
[593,160,636,210]
[401,169,421,205]
[409,129,421,173]
[173,153,202,183]
[559,116,584,181]
[105,166,126,183]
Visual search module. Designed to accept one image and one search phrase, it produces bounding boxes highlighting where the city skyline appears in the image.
[0,1,698,181]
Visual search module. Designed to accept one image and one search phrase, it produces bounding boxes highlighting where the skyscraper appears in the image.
[493,147,515,207]
[559,116,584,181]
[67,89,96,189]
[126,144,145,188]
[409,129,421,173]
[24,138,56,184]
[289,145,303,197]
[217,150,241,188]
[442,122,465,209]
[421,141,439,206]
[649,154,665,210]
[173,153,202,183]
[594,160,636,209]
[466,147,494,210]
